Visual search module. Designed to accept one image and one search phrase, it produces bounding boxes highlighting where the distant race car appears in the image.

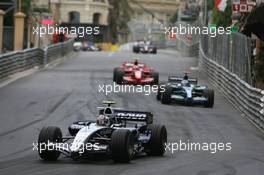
[133,41,157,54]
[82,41,101,51]
[73,42,82,51]
[113,60,159,85]
[37,101,167,163]
[157,73,214,107]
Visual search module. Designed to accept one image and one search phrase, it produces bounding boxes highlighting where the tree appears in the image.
[207,0,215,10]
[4,0,32,26]
[108,0,133,43]
[169,11,178,24]
[211,0,232,27]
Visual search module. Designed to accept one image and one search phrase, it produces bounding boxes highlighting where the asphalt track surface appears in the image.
[0,50,264,175]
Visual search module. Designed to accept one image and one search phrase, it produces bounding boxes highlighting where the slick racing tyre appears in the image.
[38,126,62,161]
[156,82,165,101]
[113,67,119,82]
[111,129,134,163]
[161,85,172,104]
[151,71,159,85]
[133,46,140,53]
[152,47,157,54]
[145,124,167,156]
[116,70,125,84]
[203,89,214,108]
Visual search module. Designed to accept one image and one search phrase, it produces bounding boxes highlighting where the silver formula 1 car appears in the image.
[133,41,157,54]
[37,101,167,163]
[157,73,214,107]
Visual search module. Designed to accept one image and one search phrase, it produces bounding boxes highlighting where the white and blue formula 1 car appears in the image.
[37,101,167,163]
[157,73,214,108]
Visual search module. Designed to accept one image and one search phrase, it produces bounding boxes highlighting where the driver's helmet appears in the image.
[96,115,110,126]
[181,79,190,87]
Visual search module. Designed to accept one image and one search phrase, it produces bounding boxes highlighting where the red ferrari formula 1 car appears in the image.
[113,60,159,85]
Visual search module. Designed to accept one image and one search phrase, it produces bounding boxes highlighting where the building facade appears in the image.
[32,0,111,43]
[32,0,110,25]
[53,0,110,25]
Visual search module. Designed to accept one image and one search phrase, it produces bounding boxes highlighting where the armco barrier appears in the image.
[0,48,44,80]
[199,46,264,130]
[0,39,73,80]
[45,39,74,64]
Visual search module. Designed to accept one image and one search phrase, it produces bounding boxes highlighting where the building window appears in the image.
[93,13,101,25]
[69,11,80,23]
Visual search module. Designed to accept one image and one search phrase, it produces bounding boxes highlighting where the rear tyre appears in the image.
[203,89,214,108]
[145,124,167,156]
[113,67,119,82]
[151,71,159,85]
[133,46,139,53]
[38,126,62,161]
[152,47,157,54]
[116,70,125,84]
[161,85,172,104]
[111,129,134,163]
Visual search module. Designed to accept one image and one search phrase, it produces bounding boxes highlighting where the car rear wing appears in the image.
[113,109,153,124]
[168,76,198,84]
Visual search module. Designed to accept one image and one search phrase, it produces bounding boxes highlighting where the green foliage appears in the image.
[32,7,50,13]
[118,0,133,31]
[22,0,31,17]
[211,0,232,27]
[108,0,133,42]
[169,11,178,24]
[3,0,32,26]
[207,0,215,10]
[4,11,13,26]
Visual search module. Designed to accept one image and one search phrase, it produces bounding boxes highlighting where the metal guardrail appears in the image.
[45,39,74,64]
[199,46,264,130]
[0,48,43,80]
[0,39,73,81]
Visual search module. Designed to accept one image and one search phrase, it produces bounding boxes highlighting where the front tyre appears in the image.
[146,124,167,156]
[161,85,172,104]
[203,89,214,108]
[111,129,134,163]
[38,126,62,161]
[156,82,165,101]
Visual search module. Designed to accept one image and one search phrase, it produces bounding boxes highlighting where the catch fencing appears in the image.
[199,33,264,130]
[201,33,252,84]
[0,39,73,81]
